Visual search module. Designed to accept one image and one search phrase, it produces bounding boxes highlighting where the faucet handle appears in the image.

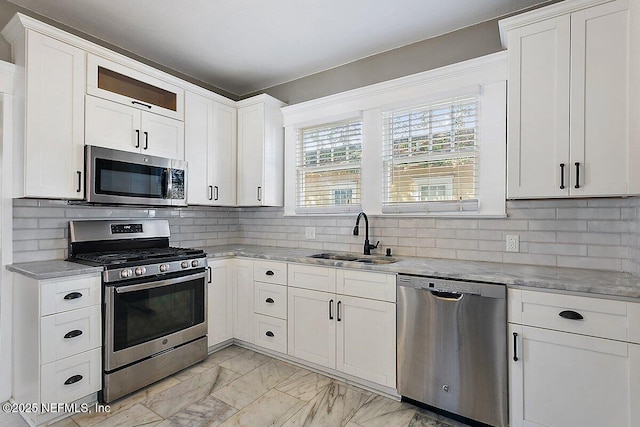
[370,241,380,250]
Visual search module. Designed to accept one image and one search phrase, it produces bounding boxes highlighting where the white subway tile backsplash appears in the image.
[12,197,640,274]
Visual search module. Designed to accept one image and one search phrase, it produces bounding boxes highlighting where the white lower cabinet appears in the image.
[509,289,640,427]
[207,259,233,347]
[288,287,336,368]
[287,264,396,388]
[233,259,255,343]
[336,295,396,387]
[13,273,102,426]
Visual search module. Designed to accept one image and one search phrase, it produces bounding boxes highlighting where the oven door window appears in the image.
[95,158,166,199]
[113,279,204,351]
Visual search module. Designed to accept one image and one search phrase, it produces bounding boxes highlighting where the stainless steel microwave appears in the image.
[85,145,187,206]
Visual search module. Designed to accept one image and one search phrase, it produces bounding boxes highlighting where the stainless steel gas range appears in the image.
[68,219,208,403]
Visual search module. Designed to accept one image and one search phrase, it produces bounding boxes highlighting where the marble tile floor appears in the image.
[2,345,472,427]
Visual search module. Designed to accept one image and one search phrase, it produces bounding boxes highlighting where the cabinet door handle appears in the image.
[143,131,149,150]
[63,292,82,300]
[513,332,519,362]
[76,171,82,193]
[214,186,219,201]
[329,299,334,320]
[265,297,274,304]
[132,100,152,109]
[337,300,342,322]
[257,186,262,202]
[208,185,213,201]
[559,310,584,320]
[207,267,212,284]
[574,162,580,189]
[265,331,274,337]
[64,374,83,385]
[135,129,140,148]
[559,163,565,189]
[64,329,83,339]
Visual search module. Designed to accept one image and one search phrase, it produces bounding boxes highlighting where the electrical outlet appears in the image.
[305,227,316,240]
[506,234,520,252]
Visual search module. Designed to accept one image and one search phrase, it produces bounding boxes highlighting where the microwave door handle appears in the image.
[163,168,171,199]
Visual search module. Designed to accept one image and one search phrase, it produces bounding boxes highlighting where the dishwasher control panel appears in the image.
[397,274,504,298]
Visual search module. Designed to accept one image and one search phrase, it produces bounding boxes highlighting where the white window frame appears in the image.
[381,94,481,214]
[293,117,363,214]
[282,52,507,217]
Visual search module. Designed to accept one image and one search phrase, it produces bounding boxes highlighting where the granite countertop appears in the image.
[8,245,640,300]
[203,245,640,300]
[7,260,103,280]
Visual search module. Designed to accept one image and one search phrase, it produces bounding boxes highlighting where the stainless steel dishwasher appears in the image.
[397,274,507,427]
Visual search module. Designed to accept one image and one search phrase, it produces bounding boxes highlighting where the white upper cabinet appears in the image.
[87,54,184,121]
[501,0,635,198]
[85,94,184,159]
[237,94,286,206]
[1,23,86,199]
[85,54,185,159]
[185,90,237,206]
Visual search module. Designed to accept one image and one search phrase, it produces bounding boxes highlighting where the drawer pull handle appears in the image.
[513,332,519,362]
[63,292,83,300]
[265,297,275,304]
[265,331,274,337]
[265,270,274,276]
[559,310,584,320]
[132,100,152,109]
[64,330,83,339]
[64,374,83,385]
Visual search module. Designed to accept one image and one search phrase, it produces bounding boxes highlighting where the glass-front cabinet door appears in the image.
[87,53,184,120]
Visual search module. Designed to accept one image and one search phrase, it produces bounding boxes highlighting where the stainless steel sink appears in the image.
[353,257,398,264]
[308,252,359,261]
[309,252,398,264]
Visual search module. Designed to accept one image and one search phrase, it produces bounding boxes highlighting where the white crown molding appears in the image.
[237,93,287,108]
[498,0,617,47]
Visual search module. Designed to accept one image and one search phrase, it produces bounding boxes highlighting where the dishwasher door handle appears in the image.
[429,290,464,300]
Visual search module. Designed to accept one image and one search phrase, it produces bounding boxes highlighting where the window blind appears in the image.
[382,95,479,213]
[296,119,362,213]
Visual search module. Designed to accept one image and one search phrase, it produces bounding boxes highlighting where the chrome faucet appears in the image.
[353,212,379,255]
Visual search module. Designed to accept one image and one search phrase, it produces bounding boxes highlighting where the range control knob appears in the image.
[191,260,199,267]
[120,269,133,279]
[181,261,190,269]
[135,267,146,276]
[159,264,169,273]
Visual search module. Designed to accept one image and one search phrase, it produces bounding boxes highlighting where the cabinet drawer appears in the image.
[254,314,287,354]
[336,269,396,302]
[253,260,287,285]
[254,281,287,319]
[41,348,101,405]
[41,275,101,316]
[516,289,628,341]
[288,264,336,293]
[41,305,101,365]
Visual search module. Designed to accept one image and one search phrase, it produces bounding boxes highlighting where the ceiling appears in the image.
[7,0,550,96]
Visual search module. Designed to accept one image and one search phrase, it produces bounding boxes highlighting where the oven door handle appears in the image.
[113,271,206,294]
